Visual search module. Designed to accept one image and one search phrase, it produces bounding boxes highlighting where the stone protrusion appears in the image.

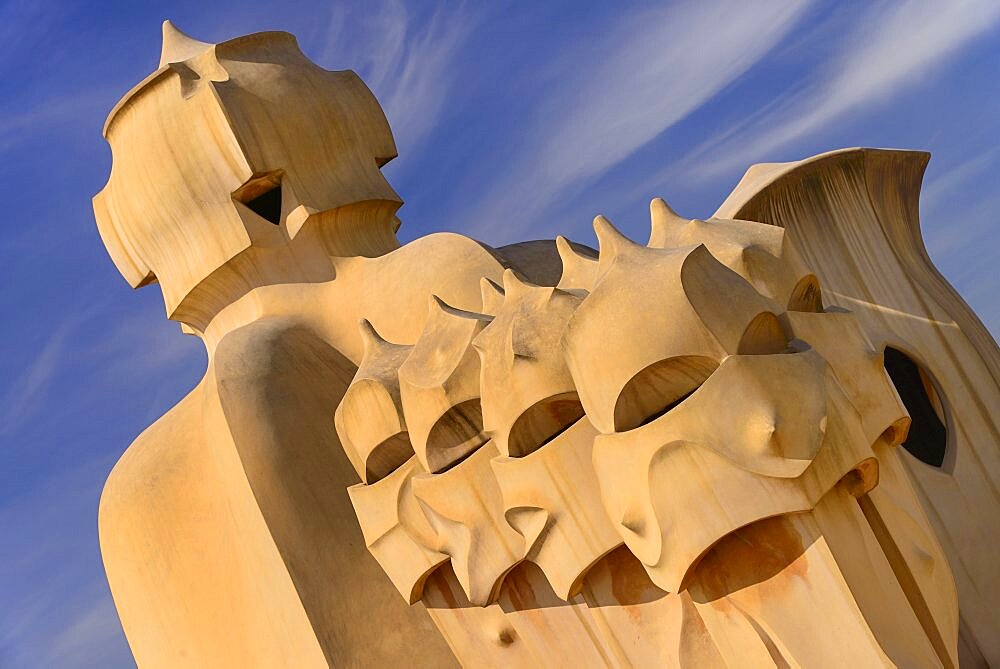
[647,197,688,244]
[411,442,525,606]
[474,271,585,457]
[398,296,492,473]
[647,207,816,310]
[348,457,448,603]
[593,358,878,592]
[491,417,622,599]
[555,235,599,293]
[334,320,414,482]
[563,241,780,434]
[480,277,505,316]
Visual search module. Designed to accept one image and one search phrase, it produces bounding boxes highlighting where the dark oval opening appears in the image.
[883,346,948,468]
[426,400,488,472]
[787,274,824,312]
[365,431,414,484]
[614,356,718,432]
[507,392,586,457]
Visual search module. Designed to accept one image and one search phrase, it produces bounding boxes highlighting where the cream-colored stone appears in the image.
[564,217,782,434]
[475,270,585,457]
[398,296,491,473]
[718,147,999,665]
[334,320,413,482]
[491,417,622,599]
[347,457,447,604]
[94,20,995,669]
[411,441,524,606]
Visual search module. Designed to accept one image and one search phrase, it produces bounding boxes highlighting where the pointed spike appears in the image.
[555,235,593,268]
[421,294,453,332]
[357,319,388,358]
[357,319,411,364]
[593,215,639,269]
[428,293,449,314]
[650,197,682,221]
[480,277,505,315]
[556,236,580,283]
[501,268,532,300]
[555,235,599,291]
[648,197,688,247]
[620,506,645,535]
[159,20,213,68]
[429,293,491,321]
[555,235,575,260]
[593,214,632,249]
[556,235,595,266]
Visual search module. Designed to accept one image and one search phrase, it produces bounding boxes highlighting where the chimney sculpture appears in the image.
[95,22,999,668]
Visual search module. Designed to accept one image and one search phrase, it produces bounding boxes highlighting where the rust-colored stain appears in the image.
[678,593,726,665]
[424,568,461,610]
[502,564,540,611]
[692,515,810,602]
[605,546,666,606]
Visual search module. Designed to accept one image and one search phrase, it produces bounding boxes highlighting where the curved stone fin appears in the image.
[491,417,623,599]
[477,272,582,454]
[501,267,536,302]
[480,277,505,316]
[504,507,550,561]
[736,312,788,356]
[787,274,824,313]
[427,293,492,325]
[785,309,909,448]
[159,20,214,68]
[592,358,878,594]
[564,241,780,433]
[679,245,784,353]
[359,318,399,361]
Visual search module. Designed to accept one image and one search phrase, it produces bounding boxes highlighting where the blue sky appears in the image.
[1,0,998,665]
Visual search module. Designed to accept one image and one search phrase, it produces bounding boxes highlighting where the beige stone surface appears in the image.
[717,147,999,666]
[95,20,998,669]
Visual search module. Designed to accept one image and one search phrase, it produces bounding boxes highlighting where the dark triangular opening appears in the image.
[244,184,282,225]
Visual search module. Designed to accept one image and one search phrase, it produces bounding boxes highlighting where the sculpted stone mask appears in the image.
[560,216,895,592]
[342,202,911,604]
[94,23,399,317]
[93,20,983,665]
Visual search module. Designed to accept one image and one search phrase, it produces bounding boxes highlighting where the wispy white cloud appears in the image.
[315,0,476,158]
[925,191,1000,339]
[93,303,205,381]
[0,88,115,153]
[920,146,1000,216]
[462,0,812,241]
[0,455,132,668]
[44,595,127,669]
[919,147,1000,337]
[684,0,1000,179]
[0,317,77,435]
[0,295,203,442]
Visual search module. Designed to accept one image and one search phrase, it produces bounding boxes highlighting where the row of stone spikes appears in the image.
[337,198,837,606]
[336,199,820,482]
